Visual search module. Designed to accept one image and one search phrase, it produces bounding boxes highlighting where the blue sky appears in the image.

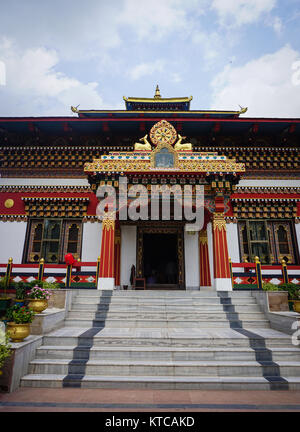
[0,0,300,117]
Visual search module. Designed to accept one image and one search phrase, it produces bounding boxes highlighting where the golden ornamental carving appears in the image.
[150,120,177,147]
[4,199,14,208]
[85,158,245,173]
[134,134,152,151]
[102,218,115,231]
[174,135,192,151]
[199,229,208,244]
[84,118,245,175]
[212,212,227,231]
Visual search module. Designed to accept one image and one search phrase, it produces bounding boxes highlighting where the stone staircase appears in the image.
[20,290,300,390]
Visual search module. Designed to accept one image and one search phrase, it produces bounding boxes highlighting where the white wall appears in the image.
[81,222,102,269]
[120,225,137,287]
[296,224,300,256]
[184,230,200,289]
[226,222,241,268]
[0,178,89,186]
[0,221,27,263]
[238,180,300,187]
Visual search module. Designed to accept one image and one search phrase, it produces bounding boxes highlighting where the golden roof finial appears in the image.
[154,84,161,99]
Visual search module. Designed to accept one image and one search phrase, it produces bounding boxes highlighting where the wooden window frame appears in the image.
[24,218,83,264]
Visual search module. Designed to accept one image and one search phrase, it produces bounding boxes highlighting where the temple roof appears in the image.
[70,86,248,116]
[1,87,300,137]
[123,85,193,111]
[0,115,300,136]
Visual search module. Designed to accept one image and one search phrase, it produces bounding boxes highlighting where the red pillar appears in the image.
[212,197,232,291]
[114,226,121,288]
[199,228,211,288]
[98,216,115,290]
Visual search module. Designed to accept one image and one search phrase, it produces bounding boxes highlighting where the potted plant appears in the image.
[26,285,52,313]
[0,277,12,316]
[14,282,27,306]
[279,283,300,312]
[0,329,12,375]
[5,304,35,343]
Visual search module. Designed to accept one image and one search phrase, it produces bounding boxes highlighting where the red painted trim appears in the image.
[0,117,300,123]
[231,193,300,199]
[0,191,98,216]
[231,263,256,268]
[231,263,300,270]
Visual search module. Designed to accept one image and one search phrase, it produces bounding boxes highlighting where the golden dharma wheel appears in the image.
[150,120,177,146]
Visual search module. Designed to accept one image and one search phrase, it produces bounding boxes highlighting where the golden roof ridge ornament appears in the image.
[238,105,248,114]
[154,84,161,99]
[71,105,80,113]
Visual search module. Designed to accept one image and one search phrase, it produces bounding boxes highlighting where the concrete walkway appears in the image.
[1,388,300,411]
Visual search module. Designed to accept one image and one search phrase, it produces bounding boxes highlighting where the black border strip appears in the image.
[218,292,289,390]
[0,401,300,410]
[62,290,112,387]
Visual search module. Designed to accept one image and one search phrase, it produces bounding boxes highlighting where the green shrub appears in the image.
[0,276,12,299]
[27,280,60,290]
[279,283,300,300]
[41,281,60,290]
[28,280,43,288]
[15,282,27,300]
[5,304,35,324]
[262,282,280,291]
[0,330,12,372]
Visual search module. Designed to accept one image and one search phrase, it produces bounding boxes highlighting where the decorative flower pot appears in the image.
[293,300,300,313]
[14,299,25,307]
[0,298,11,311]
[27,298,48,313]
[7,322,30,343]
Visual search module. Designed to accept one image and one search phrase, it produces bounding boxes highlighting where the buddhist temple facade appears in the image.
[1,87,300,291]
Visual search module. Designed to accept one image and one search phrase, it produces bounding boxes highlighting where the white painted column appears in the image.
[226,222,240,263]
[184,230,200,290]
[296,223,300,258]
[120,225,137,288]
[0,221,27,263]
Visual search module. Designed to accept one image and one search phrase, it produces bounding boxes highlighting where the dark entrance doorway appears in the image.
[143,233,178,287]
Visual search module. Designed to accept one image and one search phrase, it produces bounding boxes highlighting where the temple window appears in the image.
[155,147,174,168]
[24,219,82,263]
[237,220,298,264]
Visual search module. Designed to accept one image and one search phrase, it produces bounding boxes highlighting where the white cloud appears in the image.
[211,0,276,26]
[171,73,182,83]
[266,15,283,35]
[192,31,224,67]
[0,38,110,116]
[128,60,165,80]
[117,0,198,41]
[210,45,300,117]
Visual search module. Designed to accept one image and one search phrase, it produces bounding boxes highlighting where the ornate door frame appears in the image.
[136,223,185,288]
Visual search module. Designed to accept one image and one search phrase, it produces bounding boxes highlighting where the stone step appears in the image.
[21,374,300,390]
[72,297,258,305]
[44,336,293,349]
[70,303,261,312]
[63,318,270,328]
[35,345,300,362]
[66,311,266,321]
[27,358,300,377]
[73,290,254,297]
